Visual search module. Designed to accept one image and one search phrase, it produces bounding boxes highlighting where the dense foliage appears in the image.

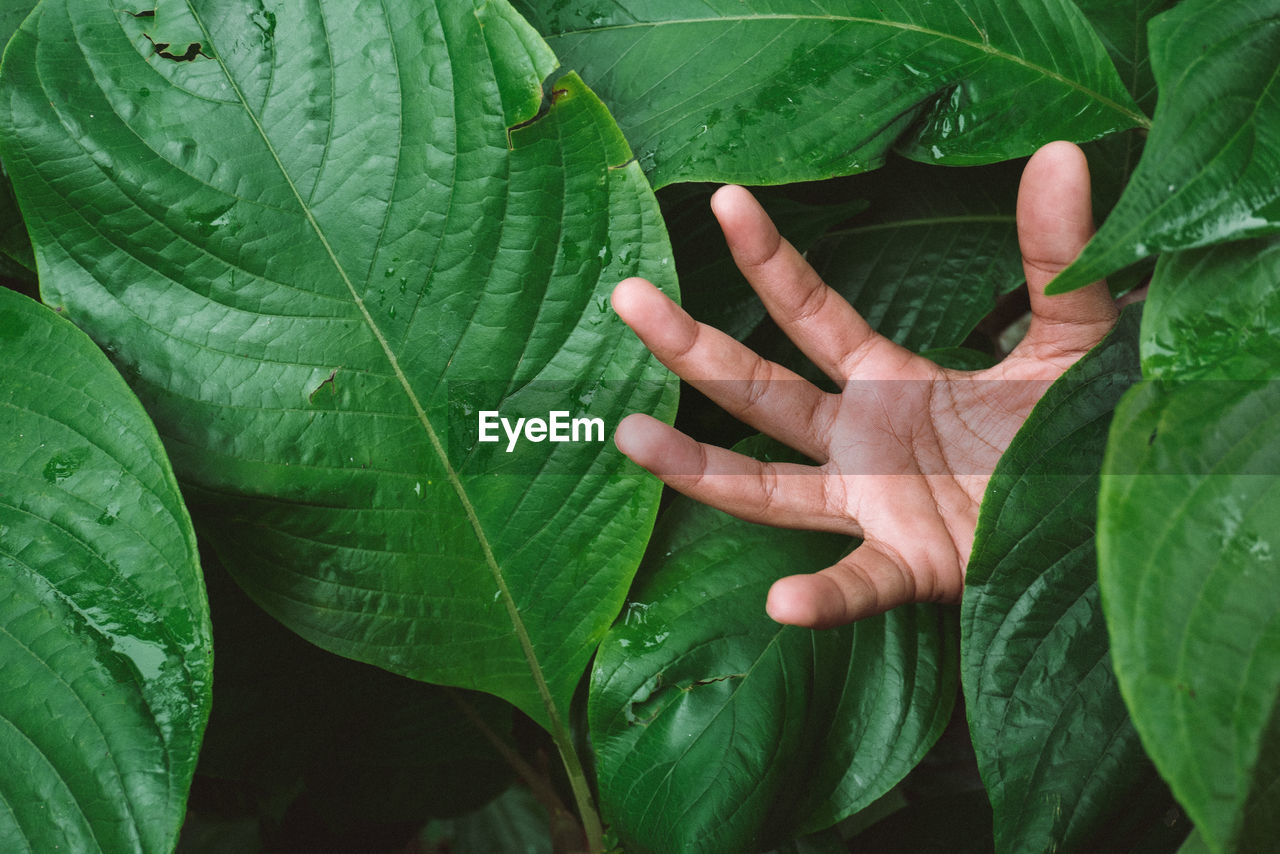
[0,0,1275,852]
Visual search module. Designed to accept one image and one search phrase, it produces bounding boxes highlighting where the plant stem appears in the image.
[450,689,604,852]
[550,724,605,853]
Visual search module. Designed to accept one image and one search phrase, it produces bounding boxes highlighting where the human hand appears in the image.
[611,142,1118,629]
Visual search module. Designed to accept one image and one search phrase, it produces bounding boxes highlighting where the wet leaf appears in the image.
[1100,246,1280,853]
[0,288,212,852]
[590,443,956,853]
[963,308,1167,853]
[514,0,1144,187]
[1139,235,1280,381]
[1048,0,1280,294]
[0,0,677,732]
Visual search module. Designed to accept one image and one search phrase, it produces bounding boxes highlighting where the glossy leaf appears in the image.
[590,455,956,854]
[0,288,212,852]
[1072,0,1172,264]
[1074,0,1162,256]
[963,308,1167,853]
[513,0,1144,187]
[1100,240,1280,853]
[1140,235,1280,381]
[1100,375,1280,854]
[1074,0,1172,114]
[0,0,677,733]
[1048,0,1280,294]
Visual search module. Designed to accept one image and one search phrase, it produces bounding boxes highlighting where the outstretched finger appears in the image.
[765,541,933,628]
[612,277,833,461]
[710,185,912,382]
[1014,141,1117,359]
[614,413,859,536]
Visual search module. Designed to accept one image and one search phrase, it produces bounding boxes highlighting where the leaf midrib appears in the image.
[547,12,1151,128]
[183,3,563,726]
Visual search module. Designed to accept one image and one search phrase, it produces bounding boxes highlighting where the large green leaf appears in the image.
[1100,242,1280,853]
[1139,235,1280,381]
[590,447,956,853]
[0,288,212,852]
[0,0,677,735]
[1048,0,1280,294]
[1100,378,1280,854]
[963,308,1171,853]
[513,0,1145,187]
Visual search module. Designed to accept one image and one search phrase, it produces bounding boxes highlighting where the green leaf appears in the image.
[963,308,1168,853]
[1100,375,1280,854]
[0,0,34,54]
[660,183,866,340]
[0,288,212,852]
[1139,235,1280,380]
[1069,1,1169,296]
[589,459,956,853]
[1073,0,1174,113]
[1101,182,1280,854]
[1048,0,1280,294]
[141,0,209,62]
[513,0,1144,187]
[1099,240,1280,853]
[0,0,677,738]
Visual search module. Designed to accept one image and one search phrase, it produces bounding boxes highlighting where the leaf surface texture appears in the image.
[0,0,677,728]
[0,289,211,852]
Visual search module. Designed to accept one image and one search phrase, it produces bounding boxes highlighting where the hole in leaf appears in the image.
[149,39,205,62]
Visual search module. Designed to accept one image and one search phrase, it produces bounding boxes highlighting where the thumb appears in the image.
[1014,141,1117,358]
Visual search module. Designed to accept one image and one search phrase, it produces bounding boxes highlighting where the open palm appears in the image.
[612,142,1118,628]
